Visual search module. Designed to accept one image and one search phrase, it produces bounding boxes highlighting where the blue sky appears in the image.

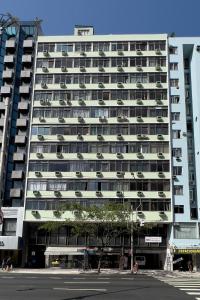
[1,0,200,36]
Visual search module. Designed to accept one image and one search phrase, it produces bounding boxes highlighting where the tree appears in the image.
[42,202,137,273]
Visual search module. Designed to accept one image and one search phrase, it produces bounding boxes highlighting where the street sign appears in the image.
[173,257,183,264]
[145,236,162,243]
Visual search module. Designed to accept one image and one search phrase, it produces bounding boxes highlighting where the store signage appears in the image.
[176,249,200,254]
[145,236,162,243]
[0,241,5,246]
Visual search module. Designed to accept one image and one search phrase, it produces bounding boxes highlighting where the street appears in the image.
[0,273,198,300]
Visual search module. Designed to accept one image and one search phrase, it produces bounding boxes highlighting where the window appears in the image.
[170,63,178,70]
[172,130,181,139]
[174,223,196,239]
[171,112,180,121]
[171,96,180,104]
[185,73,190,85]
[174,185,183,195]
[169,46,178,54]
[172,148,182,157]
[174,205,184,214]
[173,166,182,175]
[170,79,179,87]
[3,219,17,236]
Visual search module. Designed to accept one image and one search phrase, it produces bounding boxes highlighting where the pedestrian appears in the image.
[1,258,6,271]
[188,260,193,272]
[6,257,12,272]
[133,261,139,274]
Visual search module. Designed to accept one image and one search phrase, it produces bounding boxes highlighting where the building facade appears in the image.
[0,17,42,266]
[23,27,172,269]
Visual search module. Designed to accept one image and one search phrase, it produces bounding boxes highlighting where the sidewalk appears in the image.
[1,268,200,277]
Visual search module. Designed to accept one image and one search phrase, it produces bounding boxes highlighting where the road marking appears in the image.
[54,288,107,291]
[73,277,86,279]
[25,276,38,279]
[175,285,200,287]
[187,292,200,295]
[181,288,200,291]
[98,277,110,279]
[48,277,62,280]
[121,277,135,280]
[64,281,109,284]
[1,276,15,279]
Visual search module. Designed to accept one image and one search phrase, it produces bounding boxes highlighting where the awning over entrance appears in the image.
[44,247,85,256]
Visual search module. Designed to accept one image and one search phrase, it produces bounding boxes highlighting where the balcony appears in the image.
[13,152,25,161]
[16,118,27,127]
[0,102,5,110]
[19,86,30,94]
[4,55,14,64]
[22,55,32,64]
[2,70,13,79]
[23,39,34,48]
[5,40,15,48]
[10,188,21,198]
[20,70,31,78]
[18,102,29,110]
[0,118,5,126]
[11,170,23,179]
[15,135,26,144]
[0,86,11,95]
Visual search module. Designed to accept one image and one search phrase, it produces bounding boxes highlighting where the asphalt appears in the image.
[0,272,197,300]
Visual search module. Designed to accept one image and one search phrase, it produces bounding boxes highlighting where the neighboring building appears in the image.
[0,16,42,266]
[168,37,200,271]
[23,27,172,269]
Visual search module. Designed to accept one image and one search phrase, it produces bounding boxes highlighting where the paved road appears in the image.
[0,272,197,300]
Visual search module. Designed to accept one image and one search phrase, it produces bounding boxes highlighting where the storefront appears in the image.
[173,248,200,271]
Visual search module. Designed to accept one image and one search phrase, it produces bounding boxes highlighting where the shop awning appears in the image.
[44,247,85,256]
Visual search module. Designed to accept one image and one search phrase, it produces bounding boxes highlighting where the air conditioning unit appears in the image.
[97,134,103,140]
[75,190,81,196]
[96,191,102,196]
[78,99,85,105]
[42,66,48,72]
[98,100,105,105]
[40,99,45,105]
[96,171,102,177]
[54,191,61,197]
[61,66,68,72]
[80,51,86,56]
[60,82,66,88]
[39,116,45,122]
[32,210,39,216]
[77,153,83,159]
[96,152,103,158]
[58,117,65,123]
[157,152,164,158]
[43,50,49,57]
[98,50,105,56]
[137,211,143,216]
[155,65,162,71]
[196,46,200,52]
[117,134,123,140]
[136,49,142,55]
[176,156,181,161]
[159,211,165,216]
[137,171,143,177]
[117,82,123,88]
[116,191,123,196]
[56,152,63,159]
[57,134,64,140]
[116,171,124,177]
[136,65,142,71]
[137,152,143,158]
[137,191,143,197]
[59,99,65,105]
[131,172,135,176]
[37,134,44,141]
[156,81,162,88]
[158,191,165,197]
[118,50,124,56]
[157,134,164,140]
[67,100,72,105]
[157,116,163,122]
[36,152,43,159]
[79,83,85,89]
[76,171,82,177]
[172,175,177,180]
[55,171,62,177]
[136,99,143,105]
[62,51,68,56]
[41,82,47,89]
[155,49,161,55]
[78,116,84,123]
[156,99,163,105]
[117,99,123,105]
[117,66,123,72]
[77,133,83,140]
[98,82,104,88]
[116,152,123,158]
[137,116,143,122]
[35,171,42,177]
[99,116,107,122]
[53,210,61,217]
[33,190,40,196]
[80,66,86,72]
[98,66,105,72]
[182,132,187,136]
[158,171,165,178]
